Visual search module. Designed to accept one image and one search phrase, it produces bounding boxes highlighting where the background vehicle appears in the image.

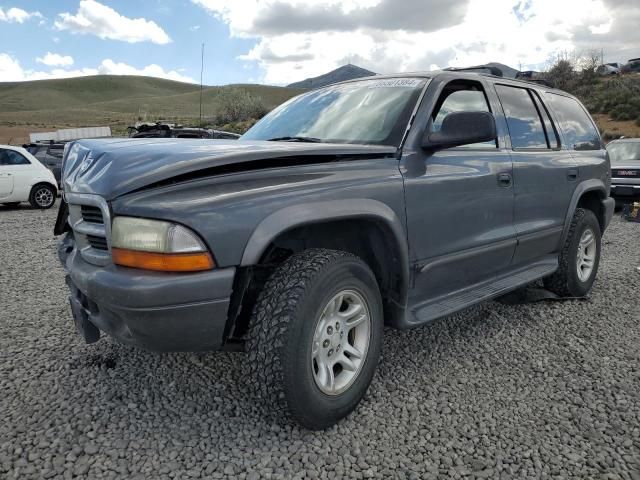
[595,63,621,76]
[24,141,66,185]
[127,123,240,139]
[622,58,640,74]
[56,72,613,429]
[607,138,640,207]
[0,145,58,209]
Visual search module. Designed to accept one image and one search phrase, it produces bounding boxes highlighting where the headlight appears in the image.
[111,217,214,272]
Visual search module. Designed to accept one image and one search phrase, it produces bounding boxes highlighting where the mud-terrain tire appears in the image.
[29,183,56,209]
[246,248,383,430]
[544,208,601,297]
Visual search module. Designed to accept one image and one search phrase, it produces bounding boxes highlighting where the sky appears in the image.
[0,0,638,86]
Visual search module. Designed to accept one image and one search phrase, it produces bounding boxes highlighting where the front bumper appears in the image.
[610,183,640,199]
[61,238,235,352]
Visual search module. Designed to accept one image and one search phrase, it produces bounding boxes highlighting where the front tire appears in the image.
[246,249,383,430]
[544,208,601,297]
[29,184,56,209]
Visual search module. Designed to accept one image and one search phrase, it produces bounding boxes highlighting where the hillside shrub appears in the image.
[218,119,259,134]
[212,88,268,125]
[546,57,640,123]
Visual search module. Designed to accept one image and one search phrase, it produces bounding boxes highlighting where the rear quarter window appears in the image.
[545,93,601,150]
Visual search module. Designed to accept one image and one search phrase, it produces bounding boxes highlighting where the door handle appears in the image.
[497,172,512,187]
[567,169,578,181]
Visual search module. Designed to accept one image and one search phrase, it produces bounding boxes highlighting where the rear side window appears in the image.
[545,93,601,150]
[495,85,548,149]
[531,91,560,149]
[0,149,31,165]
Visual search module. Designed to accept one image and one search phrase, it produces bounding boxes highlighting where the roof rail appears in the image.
[443,65,504,77]
[522,78,554,88]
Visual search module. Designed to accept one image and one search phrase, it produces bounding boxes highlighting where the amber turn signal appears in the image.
[112,248,215,272]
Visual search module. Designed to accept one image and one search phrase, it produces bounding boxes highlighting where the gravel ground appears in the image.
[1,202,640,480]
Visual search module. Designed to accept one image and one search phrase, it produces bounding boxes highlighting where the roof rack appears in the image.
[523,78,553,88]
[443,66,504,77]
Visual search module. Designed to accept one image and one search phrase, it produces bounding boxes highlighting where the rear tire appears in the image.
[29,184,56,209]
[246,248,383,430]
[544,208,601,297]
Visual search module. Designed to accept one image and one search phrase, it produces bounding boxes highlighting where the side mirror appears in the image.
[423,111,497,151]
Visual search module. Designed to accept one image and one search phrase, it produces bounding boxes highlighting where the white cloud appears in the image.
[97,59,195,83]
[193,0,624,84]
[0,53,26,81]
[54,0,171,44]
[0,6,43,23]
[36,52,74,67]
[0,54,195,83]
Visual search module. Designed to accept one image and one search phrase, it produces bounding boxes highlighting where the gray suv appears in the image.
[56,72,614,429]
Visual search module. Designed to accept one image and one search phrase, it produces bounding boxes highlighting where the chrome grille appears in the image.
[86,234,108,251]
[66,193,111,266]
[80,205,104,224]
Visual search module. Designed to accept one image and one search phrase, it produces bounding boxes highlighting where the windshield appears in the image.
[242,78,427,146]
[607,142,640,162]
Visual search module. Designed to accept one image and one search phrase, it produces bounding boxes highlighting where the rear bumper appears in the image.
[602,197,615,231]
[62,244,235,352]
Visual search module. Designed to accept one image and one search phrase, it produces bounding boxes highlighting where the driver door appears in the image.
[402,78,516,303]
[0,149,16,199]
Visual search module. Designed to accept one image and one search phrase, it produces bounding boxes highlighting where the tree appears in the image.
[213,88,268,125]
[547,58,575,91]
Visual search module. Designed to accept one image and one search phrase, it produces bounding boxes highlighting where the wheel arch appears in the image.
[561,179,607,244]
[29,180,58,195]
[234,199,410,331]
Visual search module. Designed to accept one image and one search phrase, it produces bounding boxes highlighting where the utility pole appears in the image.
[601,48,604,66]
[199,43,205,127]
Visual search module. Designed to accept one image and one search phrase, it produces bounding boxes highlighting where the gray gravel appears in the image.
[1,201,640,480]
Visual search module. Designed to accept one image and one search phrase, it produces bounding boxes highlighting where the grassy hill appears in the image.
[576,76,640,140]
[0,75,304,143]
[0,75,200,111]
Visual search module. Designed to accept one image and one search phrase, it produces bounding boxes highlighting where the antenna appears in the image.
[199,43,205,127]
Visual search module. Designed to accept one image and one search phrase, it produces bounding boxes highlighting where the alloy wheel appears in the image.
[311,289,371,395]
[34,187,54,208]
[576,228,597,282]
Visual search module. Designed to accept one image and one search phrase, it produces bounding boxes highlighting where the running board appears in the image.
[408,258,558,326]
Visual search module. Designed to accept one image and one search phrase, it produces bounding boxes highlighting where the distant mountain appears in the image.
[287,64,376,89]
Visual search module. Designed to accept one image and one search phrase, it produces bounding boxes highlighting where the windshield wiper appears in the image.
[267,136,323,143]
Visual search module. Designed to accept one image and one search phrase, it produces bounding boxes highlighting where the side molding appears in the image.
[240,199,410,304]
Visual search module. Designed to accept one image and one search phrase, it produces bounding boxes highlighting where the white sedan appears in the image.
[0,145,58,209]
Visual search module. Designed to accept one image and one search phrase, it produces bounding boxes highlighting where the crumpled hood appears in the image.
[62,138,396,200]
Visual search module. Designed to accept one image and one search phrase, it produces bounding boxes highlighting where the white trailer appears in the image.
[30,126,112,143]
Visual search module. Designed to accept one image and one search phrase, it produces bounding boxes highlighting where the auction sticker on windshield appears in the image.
[364,78,425,88]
